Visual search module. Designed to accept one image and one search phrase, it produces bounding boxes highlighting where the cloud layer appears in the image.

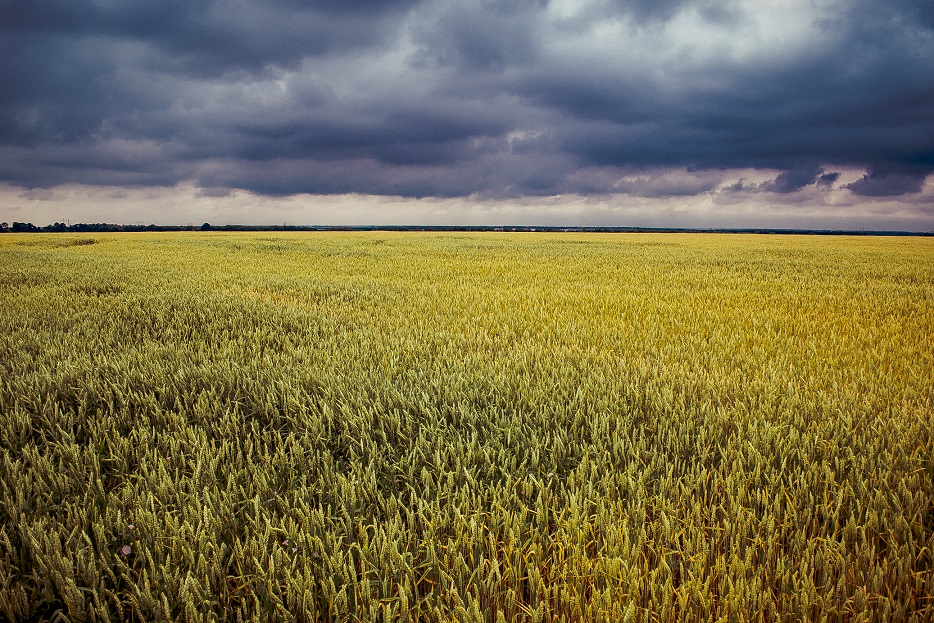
[1,0,933,212]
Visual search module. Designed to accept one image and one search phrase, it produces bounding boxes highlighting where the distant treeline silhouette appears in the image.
[0,221,930,236]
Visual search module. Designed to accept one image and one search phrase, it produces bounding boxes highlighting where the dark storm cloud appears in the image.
[0,0,417,72]
[0,0,933,199]
[760,164,824,194]
[816,172,839,188]
[845,167,928,197]
[0,0,417,150]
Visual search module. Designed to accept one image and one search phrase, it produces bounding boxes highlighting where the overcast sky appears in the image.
[1,0,933,229]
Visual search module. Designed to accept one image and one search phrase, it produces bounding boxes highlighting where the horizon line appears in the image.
[3,222,933,236]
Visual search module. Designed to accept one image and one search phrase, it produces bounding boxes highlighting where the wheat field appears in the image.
[0,232,932,622]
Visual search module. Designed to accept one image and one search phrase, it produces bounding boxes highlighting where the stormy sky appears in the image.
[1,0,933,229]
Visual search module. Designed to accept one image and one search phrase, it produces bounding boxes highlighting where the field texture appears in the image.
[1,232,932,622]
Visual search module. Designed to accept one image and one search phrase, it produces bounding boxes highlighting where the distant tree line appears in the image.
[0,221,930,236]
[0,222,270,233]
[0,221,182,233]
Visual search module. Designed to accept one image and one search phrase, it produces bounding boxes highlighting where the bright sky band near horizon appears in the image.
[1,0,932,230]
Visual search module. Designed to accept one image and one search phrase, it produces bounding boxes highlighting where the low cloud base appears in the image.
[2,166,932,233]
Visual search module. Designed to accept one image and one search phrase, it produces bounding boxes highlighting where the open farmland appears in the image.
[0,232,932,622]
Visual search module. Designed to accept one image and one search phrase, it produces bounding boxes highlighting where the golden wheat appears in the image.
[0,232,931,622]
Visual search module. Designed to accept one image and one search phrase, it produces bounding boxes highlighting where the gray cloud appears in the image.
[760,164,824,194]
[0,0,932,202]
[816,172,840,188]
[845,168,928,197]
